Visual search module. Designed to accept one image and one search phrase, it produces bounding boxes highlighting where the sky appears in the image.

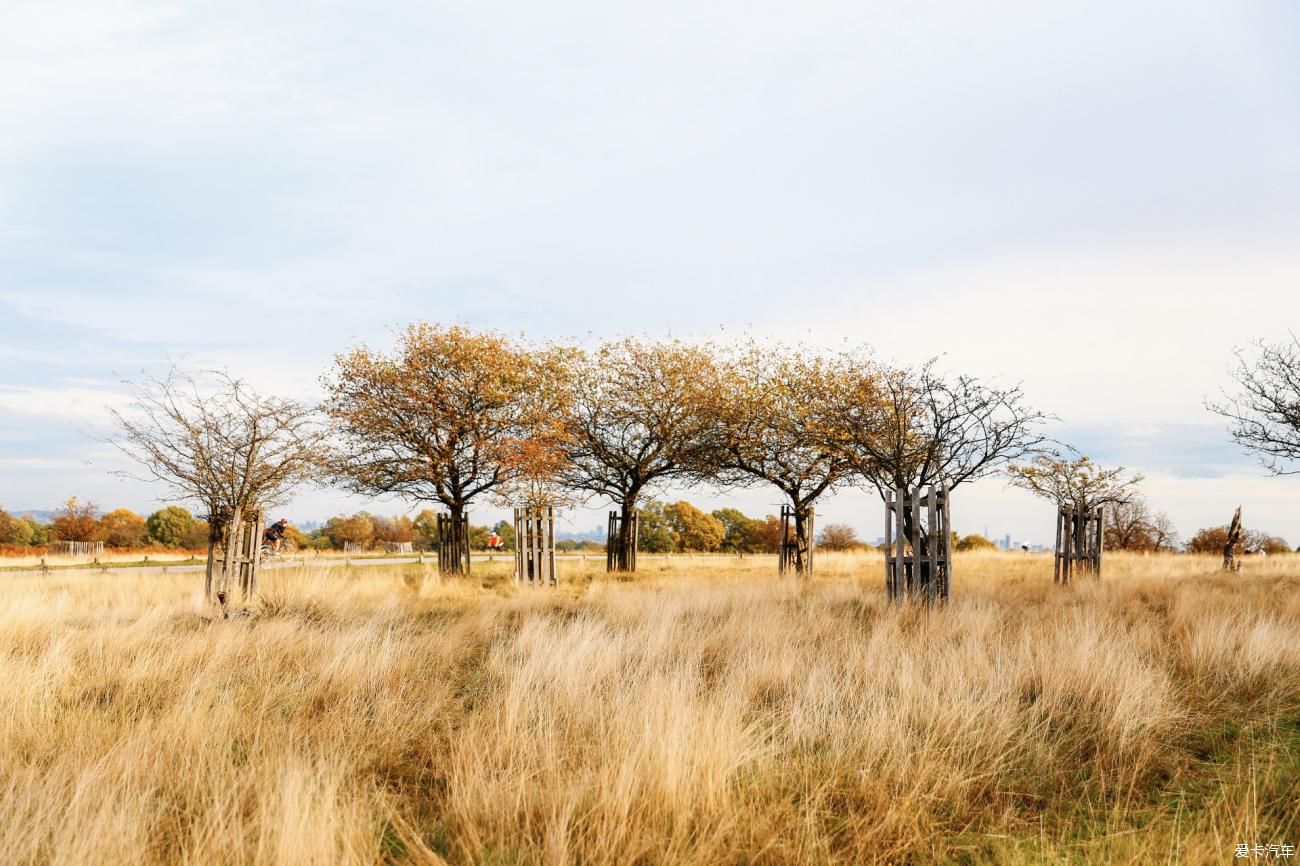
[1,0,1298,546]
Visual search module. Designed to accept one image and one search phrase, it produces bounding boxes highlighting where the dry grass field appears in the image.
[0,551,1296,865]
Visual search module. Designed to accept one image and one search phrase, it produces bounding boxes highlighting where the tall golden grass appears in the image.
[0,552,1295,865]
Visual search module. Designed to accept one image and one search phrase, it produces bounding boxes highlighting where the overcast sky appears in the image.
[1,1,1298,545]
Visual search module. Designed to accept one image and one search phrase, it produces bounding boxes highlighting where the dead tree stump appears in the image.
[1054,505,1103,584]
[885,483,951,604]
[1223,506,1243,571]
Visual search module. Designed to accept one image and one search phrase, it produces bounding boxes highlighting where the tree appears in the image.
[147,506,196,547]
[695,341,865,573]
[1189,524,1290,557]
[711,508,760,553]
[955,533,997,551]
[1102,498,1179,553]
[1207,335,1300,474]
[99,508,148,548]
[555,338,718,571]
[664,501,725,552]
[323,514,375,549]
[372,515,415,545]
[636,501,676,553]
[50,497,103,542]
[109,366,326,547]
[0,508,35,546]
[1006,454,1143,512]
[752,515,783,554]
[835,357,1052,497]
[323,324,564,573]
[816,523,860,551]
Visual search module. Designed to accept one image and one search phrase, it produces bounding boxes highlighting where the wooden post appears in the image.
[885,484,951,605]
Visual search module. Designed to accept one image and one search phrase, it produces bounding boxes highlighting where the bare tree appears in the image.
[1208,335,1300,474]
[109,366,327,609]
[555,338,717,571]
[836,358,1053,497]
[110,366,326,537]
[816,523,860,551]
[1006,454,1143,512]
[1102,497,1178,552]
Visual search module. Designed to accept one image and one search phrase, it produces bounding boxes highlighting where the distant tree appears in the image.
[1187,526,1230,555]
[955,533,997,552]
[711,508,760,553]
[413,510,439,551]
[1207,335,1300,474]
[371,515,415,545]
[0,508,35,546]
[147,506,196,547]
[636,501,676,553]
[557,539,578,552]
[323,514,375,549]
[179,519,210,550]
[1102,498,1180,553]
[109,366,326,552]
[1185,524,1283,556]
[751,515,783,554]
[664,501,725,552]
[555,338,718,571]
[98,508,148,548]
[1006,454,1143,512]
[50,497,103,542]
[816,523,860,551]
[575,539,605,552]
[323,324,566,573]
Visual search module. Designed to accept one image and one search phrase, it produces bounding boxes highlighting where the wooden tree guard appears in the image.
[778,505,814,575]
[1223,506,1243,571]
[1054,505,1103,584]
[437,512,471,575]
[607,509,639,572]
[205,507,264,616]
[885,483,951,604]
[515,506,557,586]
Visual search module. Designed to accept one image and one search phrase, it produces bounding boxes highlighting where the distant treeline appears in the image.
[2,497,1288,555]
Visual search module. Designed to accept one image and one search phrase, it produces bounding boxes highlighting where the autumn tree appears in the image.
[99,508,148,548]
[0,508,35,546]
[1188,525,1289,556]
[323,514,376,549]
[109,367,326,548]
[146,506,197,547]
[1006,454,1143,512]
[695,341,864,574]
[323,324,565,572]
[955,533,997,551]
[1207,335,1300,474]
[664,501,725,552]
[711,508,760,553]
[555,338,718,571]
[51,497,103,542]
[816,523,860,551]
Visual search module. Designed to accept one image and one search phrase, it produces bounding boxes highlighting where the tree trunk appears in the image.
[615,500,638,572]
[791,505,813,575]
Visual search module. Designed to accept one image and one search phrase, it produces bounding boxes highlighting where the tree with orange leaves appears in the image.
[322,324,568,572]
